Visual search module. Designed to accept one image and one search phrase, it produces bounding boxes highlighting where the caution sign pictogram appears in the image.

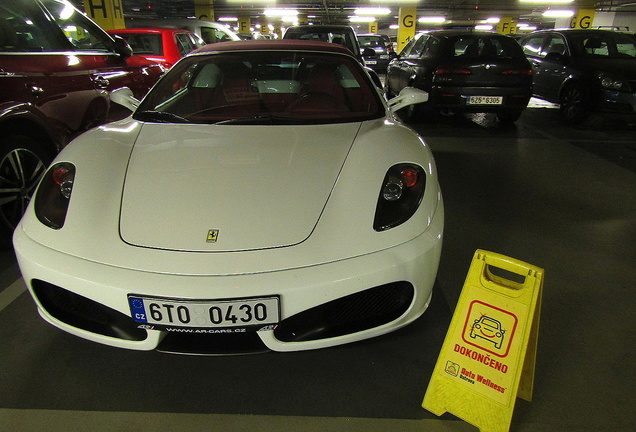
[423,250,543,432]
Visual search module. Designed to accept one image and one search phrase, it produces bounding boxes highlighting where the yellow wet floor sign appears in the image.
[423,250,543,432]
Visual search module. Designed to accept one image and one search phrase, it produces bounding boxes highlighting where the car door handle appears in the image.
[93,76,110,89]
[26,83,44,96]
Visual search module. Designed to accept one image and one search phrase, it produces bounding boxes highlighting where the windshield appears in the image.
[359,36,384,48]
[135,50,384,125]
[449,35,524,59]
[571,32,636,59]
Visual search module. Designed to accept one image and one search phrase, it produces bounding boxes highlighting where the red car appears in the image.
[108,28,206,69]
[0,0,164,247]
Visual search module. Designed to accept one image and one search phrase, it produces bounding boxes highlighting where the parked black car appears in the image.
[0,0,164,247]
[283,25,381,88]
[518,29,636,124]
[358,33,394,73]
[386,30,533,123]
[283,25,364,63]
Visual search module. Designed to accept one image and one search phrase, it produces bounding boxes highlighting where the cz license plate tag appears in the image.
[467,96,503,105]
[128,295,280,331]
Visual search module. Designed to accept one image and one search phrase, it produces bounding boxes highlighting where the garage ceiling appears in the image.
[117,1,636,30]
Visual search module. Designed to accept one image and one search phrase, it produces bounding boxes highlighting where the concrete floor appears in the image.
[1,101,635,431]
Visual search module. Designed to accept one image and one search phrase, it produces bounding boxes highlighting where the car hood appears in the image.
[119,123,361,252]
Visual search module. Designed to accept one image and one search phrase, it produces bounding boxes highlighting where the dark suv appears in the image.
[519,29,636,124]
[0,0,164,246]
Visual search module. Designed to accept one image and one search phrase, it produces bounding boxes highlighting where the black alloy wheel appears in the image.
[0,135,50,246]
[559,83,590,124]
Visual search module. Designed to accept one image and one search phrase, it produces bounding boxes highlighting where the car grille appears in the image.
[274,281,414,342]
[31,280,147,341]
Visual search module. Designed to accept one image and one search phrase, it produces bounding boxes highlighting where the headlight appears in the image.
[34,162,75,229]
[373,164,426,231]
[598,72,630,91]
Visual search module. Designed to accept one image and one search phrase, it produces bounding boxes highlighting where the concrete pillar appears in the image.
[397,7,417,54]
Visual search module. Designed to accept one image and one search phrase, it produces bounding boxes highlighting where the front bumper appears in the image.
[598,89,636,115]
[14,204,443,353]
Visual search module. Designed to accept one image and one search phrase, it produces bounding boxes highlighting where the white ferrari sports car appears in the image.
[13,40,443,354]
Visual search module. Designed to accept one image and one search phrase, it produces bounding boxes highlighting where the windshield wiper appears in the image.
[214,114,307,125]
[134,110,191,124]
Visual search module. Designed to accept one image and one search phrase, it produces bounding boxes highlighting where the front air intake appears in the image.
[31,280,146,341]
[274,282,414,342]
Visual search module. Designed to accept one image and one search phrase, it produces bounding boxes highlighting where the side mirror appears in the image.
[110,87,140,112]
[387,87,429,113]
[111,35,133,59]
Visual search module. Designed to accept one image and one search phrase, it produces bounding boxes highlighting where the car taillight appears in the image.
[374,164,426,231]
[502,69,533,76]
[434,67,471,75]
[34,162,75,229]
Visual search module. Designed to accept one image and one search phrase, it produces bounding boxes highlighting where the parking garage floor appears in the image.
[1,100,635,432]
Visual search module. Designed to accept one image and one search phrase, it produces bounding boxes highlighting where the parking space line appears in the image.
[0,278,26,313]
[0,409,474,432]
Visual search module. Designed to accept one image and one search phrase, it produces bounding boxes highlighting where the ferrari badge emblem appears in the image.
[206,229,219,243]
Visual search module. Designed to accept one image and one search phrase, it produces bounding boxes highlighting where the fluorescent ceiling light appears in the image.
[520,0,573,3]
[218,17,238,22]
[542,9,575,17]
[486,17,500,24]
[475,25,494,31]
[354,7,391,16]
[350,16,377,23]
[264,8,298,17]
[418,16,446,24]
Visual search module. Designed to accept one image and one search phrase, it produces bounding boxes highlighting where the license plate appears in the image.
[467,96,503,105]
[128,295,280,330]
[366,60,377,64]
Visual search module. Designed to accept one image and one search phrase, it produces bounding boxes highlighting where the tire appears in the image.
[0,134,51,248]
[559,83,590,125]
[497,110,523,123]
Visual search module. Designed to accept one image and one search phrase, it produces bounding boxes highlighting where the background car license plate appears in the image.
[128,295,279,329]
[467,96,503,105]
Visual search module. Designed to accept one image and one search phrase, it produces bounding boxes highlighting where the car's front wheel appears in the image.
[559,83,590,124]
[0,134,51,247]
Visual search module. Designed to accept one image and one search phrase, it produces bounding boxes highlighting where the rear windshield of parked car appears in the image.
[284,30,358,56]
[136,50,384,125]
[448,35,524,59]
[359,36,384,48]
